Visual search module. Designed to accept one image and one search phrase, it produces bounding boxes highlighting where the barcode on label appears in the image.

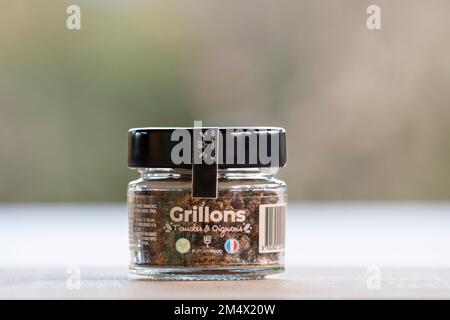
[258,204,286,253]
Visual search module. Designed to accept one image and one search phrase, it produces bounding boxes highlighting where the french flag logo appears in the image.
[224,238,239,254]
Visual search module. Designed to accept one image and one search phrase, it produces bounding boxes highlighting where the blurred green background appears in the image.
[1,0,450,202]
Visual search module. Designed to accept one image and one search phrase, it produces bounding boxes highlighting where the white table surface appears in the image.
[1,203,450,299]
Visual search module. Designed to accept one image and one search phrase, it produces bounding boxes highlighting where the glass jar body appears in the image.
[128,168,287,280]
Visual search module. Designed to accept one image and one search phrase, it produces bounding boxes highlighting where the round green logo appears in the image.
[175,237,191,254]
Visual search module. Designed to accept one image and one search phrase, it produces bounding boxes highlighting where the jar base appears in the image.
[129,265,284,281]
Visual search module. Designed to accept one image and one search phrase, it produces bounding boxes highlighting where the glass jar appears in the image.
[128,127,287,280]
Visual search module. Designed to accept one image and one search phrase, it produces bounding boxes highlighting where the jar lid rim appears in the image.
[128,127,287,169]
[129,126,286,132]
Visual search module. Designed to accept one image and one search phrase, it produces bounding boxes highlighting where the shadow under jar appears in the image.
[128,127,287,280]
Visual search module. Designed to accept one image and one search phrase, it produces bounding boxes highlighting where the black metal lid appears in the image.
[128,127,286,169]
[128,127,286,198]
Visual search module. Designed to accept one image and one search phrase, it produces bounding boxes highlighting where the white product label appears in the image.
[258,204,286,253]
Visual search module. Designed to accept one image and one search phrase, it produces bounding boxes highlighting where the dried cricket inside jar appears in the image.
[128,127,287,280]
